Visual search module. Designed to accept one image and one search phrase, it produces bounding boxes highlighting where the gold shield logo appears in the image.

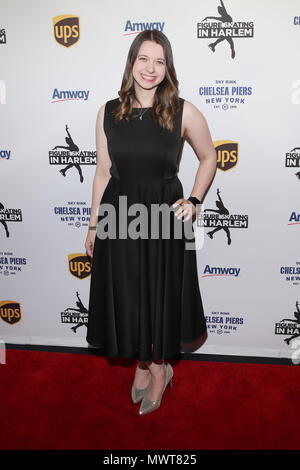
[214,140,239,171]
[68,253,91,279]
[0,301,21,324]
[53,15,80,48]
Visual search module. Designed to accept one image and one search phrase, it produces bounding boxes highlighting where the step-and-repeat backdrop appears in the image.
[1,0,299,361]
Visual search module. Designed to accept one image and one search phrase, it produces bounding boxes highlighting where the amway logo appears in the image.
[124,20,165,35]
[51,88,89,102]
[202,265,240,277]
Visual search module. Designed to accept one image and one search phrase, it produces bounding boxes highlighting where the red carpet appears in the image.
[0,349,299,450]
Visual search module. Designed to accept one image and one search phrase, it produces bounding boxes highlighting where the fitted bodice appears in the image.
[103,97,185,184]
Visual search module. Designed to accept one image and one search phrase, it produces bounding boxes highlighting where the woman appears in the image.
[85,30,217,416]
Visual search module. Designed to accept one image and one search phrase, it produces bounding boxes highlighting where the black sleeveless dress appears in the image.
[86,97,207,361]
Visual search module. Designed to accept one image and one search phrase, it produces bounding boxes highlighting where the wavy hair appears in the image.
[112,29,180,131]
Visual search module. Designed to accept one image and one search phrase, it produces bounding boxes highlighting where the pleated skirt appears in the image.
[86,174,207,361]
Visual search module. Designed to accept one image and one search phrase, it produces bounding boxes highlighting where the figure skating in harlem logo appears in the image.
[0,202,22,237]
[275,301,300,345]
[197,188,248,245]
[285,147,300,180]
[60,291,88,333]
[198,0,254,59]
[49,124,96,183]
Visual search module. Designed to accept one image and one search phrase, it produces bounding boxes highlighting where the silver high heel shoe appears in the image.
[131,383,148,404]
[138,362,173,415]
[131,367,151,404]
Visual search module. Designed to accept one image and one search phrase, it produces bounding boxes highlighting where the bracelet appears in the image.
[88,225,97,230]
[187,196,202,207]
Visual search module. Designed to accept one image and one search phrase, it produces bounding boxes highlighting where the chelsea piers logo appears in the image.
[197,0,254,59]
[214,140,238,171]
[54,201,90,228]
[199,79,253,111]
[0,251,27,277]
[206,311,244,335]
[280,260,300,286]
[53,15,80,47]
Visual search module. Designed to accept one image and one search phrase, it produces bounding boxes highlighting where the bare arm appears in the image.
[85,103,112,257]
[182,100,217,203]
[89,103,112,226]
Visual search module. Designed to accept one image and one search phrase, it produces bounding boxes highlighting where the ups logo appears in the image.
[0,301,21,324]
[68,253,91,279]
[53,15,80,48]
[214,140,239,171]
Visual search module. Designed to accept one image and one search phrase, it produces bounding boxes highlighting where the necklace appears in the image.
[136,107,150,120]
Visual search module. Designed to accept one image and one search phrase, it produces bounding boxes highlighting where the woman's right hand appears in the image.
[85,229,97,258]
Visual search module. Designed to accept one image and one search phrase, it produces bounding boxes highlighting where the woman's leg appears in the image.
[133,361,151,389]
[143,359,168,402]
[133,344,168,397]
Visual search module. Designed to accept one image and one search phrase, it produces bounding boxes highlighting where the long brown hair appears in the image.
[112,30,180,131]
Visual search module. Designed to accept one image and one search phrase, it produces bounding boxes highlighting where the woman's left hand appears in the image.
[172,198,197,223]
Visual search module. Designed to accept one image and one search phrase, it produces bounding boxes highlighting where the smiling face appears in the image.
[132,40,166,91]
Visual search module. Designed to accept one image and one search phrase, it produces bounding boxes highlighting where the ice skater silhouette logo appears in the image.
[203,188,232,245]
[0,202,9,238]
[63,291,88,333]
[279,301,300,345]
[202,0,236,59]
[52,124,84,183]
